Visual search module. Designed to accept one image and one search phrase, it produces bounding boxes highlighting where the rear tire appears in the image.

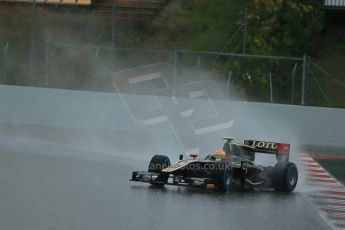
[272,162,298,192]
[148,155,170,186]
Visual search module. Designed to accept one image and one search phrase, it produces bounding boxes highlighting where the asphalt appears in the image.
[0,138,331,230]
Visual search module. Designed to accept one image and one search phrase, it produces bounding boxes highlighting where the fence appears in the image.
[3,39,343,107]
[0,2,344,108]
[1,40,345,107]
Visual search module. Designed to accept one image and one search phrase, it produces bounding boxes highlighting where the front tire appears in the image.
[148,155,170,186]
[219,168,232,192]
[272,162,298,192]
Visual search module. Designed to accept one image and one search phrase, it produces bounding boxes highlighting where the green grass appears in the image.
[144,0,244,51]
[310,25,345,107]
[316,159,345,185]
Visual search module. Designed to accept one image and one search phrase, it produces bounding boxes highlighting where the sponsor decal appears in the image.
[250,140,278,150]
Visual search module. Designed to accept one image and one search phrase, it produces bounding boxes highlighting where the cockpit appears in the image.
[205,137,255,161]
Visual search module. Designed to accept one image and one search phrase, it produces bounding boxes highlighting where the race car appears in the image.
[130,137,298,192]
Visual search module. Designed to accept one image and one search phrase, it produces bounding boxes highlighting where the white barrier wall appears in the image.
[0,84,344,154]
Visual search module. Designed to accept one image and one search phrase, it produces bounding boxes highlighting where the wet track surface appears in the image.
[2,81,344,229]
[0,139,331,230]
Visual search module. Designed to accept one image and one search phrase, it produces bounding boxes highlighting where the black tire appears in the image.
[219,168,232,192]
[272,162,298,192]
[148,155,170,186]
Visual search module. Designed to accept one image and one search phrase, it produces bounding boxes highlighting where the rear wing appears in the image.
[244,140,290,162]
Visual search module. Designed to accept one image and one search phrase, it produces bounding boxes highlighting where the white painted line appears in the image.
[303,164,322,169]
[300,158,319,162]
[314,199,345,205]
[306,182,345,190]
[308,172,331,176]
[315,194,345,200]
[319,205,345,211]
[298,158,315,162]
[327,212,345,218]
[308,172,332,177]
[302,162,321,166]
[189,90,204,98]
[193,120,234,135]
[309,194,345,201]
[309,178,338,183]
[321,192,345,198]
[128,72,161,84]
[307,169,330,174]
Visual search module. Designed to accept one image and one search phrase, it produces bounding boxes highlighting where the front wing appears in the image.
[131,171,220,188]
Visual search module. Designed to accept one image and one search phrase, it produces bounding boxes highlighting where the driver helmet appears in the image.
[214,149,226,155]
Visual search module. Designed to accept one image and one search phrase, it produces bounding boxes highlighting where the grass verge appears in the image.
[316,159,345,185]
